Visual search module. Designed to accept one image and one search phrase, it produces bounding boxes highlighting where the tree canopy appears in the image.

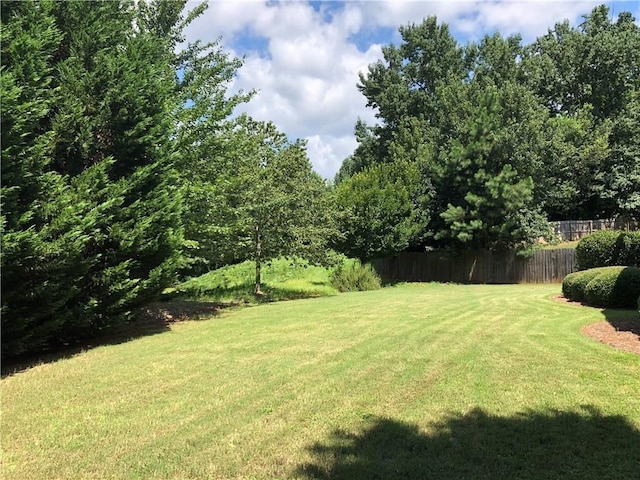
[2,0,186,357]
[3,2,638,357]
[1,0,335,358]
[337,5,640,258]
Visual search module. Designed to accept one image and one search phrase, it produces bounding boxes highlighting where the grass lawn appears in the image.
[2,283,639,479]
[540,240,580,249]
[168,258,338,304]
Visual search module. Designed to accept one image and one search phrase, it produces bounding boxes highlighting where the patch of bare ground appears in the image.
[139,299,236,323]
[552,295,640,356]
[581,320,640,356]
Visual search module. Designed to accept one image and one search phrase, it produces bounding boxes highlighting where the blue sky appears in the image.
[183,0,640,179]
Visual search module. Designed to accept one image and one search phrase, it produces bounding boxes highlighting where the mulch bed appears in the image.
[553,295,640,356]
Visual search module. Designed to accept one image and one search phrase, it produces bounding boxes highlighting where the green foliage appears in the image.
[433,89,547,250]
[334,161,428,261]
[339,5,640,255]
[207,116,336,293]
[540,107,613,220]
[606,92,640,220]
[171,257,337,304]
[575,231,620,270]
[330,259,382,293]
[1,0,191,358]
[334,118,380,183]
[563,266,640,309]
[346,16,554,253]
[583,267,640,309]
[562,268,608,303]
[525,6,640,219]
[0,1,105,356]
[172,36,338,284]
[1,0,340,357]
[172,31,253,272]
[526,6,640,121]
[576,230,640,270]
[612,231,640,267]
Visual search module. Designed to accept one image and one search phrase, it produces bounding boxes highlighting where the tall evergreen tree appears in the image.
[1,0,191,357]
[0,0,90,356]
[434,90,545,250]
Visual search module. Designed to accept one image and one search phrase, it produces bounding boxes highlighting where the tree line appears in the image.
[334,5,639,260]
[1,0,332,357]
[1,2,638,357]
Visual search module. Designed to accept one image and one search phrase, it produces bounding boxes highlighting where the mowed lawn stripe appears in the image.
[2,284,638,479]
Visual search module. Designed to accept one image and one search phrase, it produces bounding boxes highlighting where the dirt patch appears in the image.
[139,299,236,323]
[581,321,640,356]
[552,295,640,356]
[552,294,585,307]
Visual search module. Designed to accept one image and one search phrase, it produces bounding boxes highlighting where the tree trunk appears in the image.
[254,224,262,295]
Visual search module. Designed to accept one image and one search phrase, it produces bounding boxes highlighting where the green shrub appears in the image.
[575,230,618,270]
[617,231,640,267]
[330,260,382,292]
[582,266,640,309]
[576,230,640,270]
[562,268,607,302]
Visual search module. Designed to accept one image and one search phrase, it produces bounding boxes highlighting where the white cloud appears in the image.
[183,0,633,179]
[454,2,603,41]
[183,1,258,42]
[305,134,358,180]
[183,0,382,177]
[357,1,605,42]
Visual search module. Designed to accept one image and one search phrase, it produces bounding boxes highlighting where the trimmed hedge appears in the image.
[562,266,640,309]
[562,268,606,302]
[576,230,640,270]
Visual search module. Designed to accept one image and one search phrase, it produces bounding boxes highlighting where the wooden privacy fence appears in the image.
[371,249,577,284]
[551,218,639,241]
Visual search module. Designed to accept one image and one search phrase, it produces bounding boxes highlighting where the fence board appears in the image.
[551,218,638,241]
[372,249,577,284]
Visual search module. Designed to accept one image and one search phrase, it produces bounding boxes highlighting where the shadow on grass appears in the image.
[599,266,640,335]
[600,307,640,336]
[1,300,227,378]
[297,406,640,480]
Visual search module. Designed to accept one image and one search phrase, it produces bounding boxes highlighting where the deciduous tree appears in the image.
[219,117,336,293]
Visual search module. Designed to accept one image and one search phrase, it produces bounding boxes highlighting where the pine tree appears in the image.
[434,90,545,250]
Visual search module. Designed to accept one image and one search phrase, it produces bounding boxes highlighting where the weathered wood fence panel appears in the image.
[371,249,577,284]
[551,218,638,241]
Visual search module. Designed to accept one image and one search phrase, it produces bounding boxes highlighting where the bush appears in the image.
[618,231,640,267]
[576,230,640,270]
[330,260,382,292]
[562,268,607,302]
[579,266,640,309]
